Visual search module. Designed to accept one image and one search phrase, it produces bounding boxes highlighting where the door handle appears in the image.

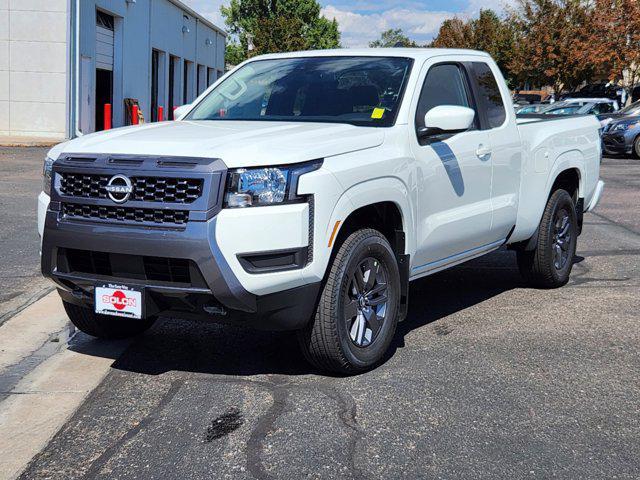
[476,144,492,160]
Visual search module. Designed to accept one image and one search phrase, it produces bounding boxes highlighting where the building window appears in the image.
[96,10,114,30]
[207,68,216,87]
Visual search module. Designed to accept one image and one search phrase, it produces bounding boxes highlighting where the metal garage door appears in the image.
[96,11,114,71]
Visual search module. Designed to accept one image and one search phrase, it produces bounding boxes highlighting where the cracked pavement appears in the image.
[13,156,640,479]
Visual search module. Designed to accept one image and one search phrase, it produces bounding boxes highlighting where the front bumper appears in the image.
[602,133,633,154]
[41,154,320,331]
[43,212,320,330]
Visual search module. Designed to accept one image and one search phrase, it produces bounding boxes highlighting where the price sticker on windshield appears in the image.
[371,108,386,119]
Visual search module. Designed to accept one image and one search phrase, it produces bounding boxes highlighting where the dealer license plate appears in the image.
[95,284,143,319]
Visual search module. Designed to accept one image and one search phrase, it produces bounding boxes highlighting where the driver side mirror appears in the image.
[173,104,193,119]
[418,105,476,138]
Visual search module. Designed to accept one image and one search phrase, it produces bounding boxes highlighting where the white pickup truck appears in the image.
[39,49,604,374]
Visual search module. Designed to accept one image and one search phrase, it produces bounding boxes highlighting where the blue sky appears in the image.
[182,0,513,47]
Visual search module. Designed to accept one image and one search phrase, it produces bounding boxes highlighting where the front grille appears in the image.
[59,173,203,204]
[62,203,189,225]
[61,248,206,286]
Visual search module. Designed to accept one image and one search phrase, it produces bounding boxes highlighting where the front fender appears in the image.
[325,177,415,256]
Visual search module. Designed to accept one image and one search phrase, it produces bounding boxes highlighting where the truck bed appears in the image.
[511,113,602,242]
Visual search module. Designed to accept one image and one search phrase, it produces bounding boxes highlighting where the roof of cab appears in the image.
[252,48,492,61]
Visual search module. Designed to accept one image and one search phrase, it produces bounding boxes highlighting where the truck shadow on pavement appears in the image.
[69,249,526,377]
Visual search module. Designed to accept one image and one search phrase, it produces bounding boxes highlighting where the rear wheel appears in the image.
[297,228,400,375]
[517,189,578,288]
[63,300,156,339]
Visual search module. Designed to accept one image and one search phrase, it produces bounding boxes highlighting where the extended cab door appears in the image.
[467,61,522,241]
[409,61,495,275]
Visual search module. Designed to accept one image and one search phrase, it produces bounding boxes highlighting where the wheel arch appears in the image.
[512,161,584,251]
[324,177,414,257]
[546,151,585,200]
[315,177,413,322]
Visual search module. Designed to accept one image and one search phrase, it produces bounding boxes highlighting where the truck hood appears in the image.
[54,121,385,168]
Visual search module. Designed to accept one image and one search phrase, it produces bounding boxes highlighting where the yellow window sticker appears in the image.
[371,108,385,119]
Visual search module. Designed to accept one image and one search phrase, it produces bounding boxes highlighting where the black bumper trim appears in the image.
[237,247,309,274]
[42,210,256,313]
[55,280,321,331]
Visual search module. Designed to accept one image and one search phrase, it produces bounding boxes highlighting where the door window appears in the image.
[415,64,476,132]
[470,62,506,129]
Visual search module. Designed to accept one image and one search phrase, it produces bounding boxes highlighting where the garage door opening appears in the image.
[169,56,179,119]
[95,69,113,131]
[96,10,114,131]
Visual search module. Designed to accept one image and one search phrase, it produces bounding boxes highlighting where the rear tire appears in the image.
[297,228,401,375]
[63,300,156,339]
[517,189,578,288]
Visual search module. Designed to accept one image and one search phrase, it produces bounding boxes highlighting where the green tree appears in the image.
[508,0,592,91]
[221,0,340,65]
[430,10,517,84]
[369,28,418,48]
[470,10,516,79]
[430,18,474,49]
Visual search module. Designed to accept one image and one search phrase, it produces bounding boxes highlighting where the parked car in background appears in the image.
[513,93,542,106]
[512,90,553,107]
[598,100,640,128]
[602,115,640,157]
[516,104,547,114]
[562,83,623,104]
[542,98,618,119]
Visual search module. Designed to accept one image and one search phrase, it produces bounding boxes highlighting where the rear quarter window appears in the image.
[471,62,507,129]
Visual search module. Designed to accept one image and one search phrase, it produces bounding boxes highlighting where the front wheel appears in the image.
[63,300,157,339]
[298,228,401,375]
[517,189,578,288]
[634,135,640,159]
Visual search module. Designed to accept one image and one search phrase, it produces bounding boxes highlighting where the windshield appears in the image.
[187,56,413,127]
[620,100,640,115]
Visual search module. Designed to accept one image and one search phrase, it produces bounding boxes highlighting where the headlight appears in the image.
[43,157,54,195]
[613,121,640,132]
[224,160,322,208]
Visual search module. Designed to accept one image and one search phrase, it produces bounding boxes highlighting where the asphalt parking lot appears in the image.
[0,147,52,323]
[4,151,640,479]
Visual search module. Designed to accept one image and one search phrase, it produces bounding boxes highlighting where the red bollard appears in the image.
[132,105,139,125]
[158,106,164,122]
[104,104,112,130]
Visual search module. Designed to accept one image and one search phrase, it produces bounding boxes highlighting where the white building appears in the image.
[0,0,226,141]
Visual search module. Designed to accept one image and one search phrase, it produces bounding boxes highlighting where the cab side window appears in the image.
[415,64,476,132]
[471,62,506,129]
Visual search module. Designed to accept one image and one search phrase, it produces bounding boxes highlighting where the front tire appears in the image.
[633,135,640,159]
[63,300,156,339]
[517,189,578,288]
[298,229,401,375]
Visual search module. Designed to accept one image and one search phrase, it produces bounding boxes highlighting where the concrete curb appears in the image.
[0,138,61,148]
[0,292,128,479]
